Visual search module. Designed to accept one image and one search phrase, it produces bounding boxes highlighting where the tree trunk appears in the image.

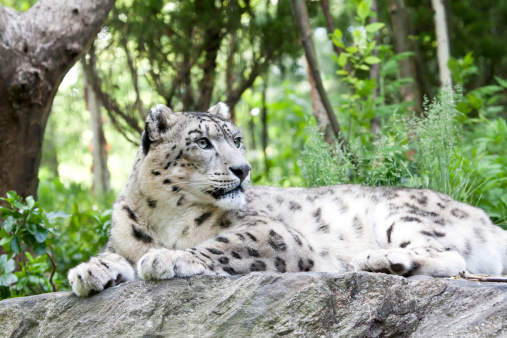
[261,76,269,175]
[83,62,110,195]
[0,0,114,199]
[431,0,452,88]
[291,0,348,152]
[388,0,423,113]
[306,61,334,145]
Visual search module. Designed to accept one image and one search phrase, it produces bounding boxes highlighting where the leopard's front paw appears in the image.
[349,249,414,275]
[68,253,135,297]
[137,248,207,280]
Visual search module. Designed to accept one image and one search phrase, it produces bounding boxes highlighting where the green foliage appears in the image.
[301,87,507,227]
[0,191,69,299]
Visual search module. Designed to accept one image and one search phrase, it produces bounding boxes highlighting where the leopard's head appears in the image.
[138,103,251,210]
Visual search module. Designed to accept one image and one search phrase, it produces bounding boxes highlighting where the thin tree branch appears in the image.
[120,37,146,120]
[46,249,57,292]
[291,0,349,152]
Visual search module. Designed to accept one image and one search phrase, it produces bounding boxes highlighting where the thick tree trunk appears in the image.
[0,0,114,199]
[388,0,423,113]
[84,63,110,195]
[431,0,452,88]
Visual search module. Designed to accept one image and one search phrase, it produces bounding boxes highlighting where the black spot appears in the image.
[218,256,229,264]
[147,198,157,208]
[132,224,153,243]
[177,196,184,206]
[387,223,394,243]
[352,216,363,235]
[88,270,95,278]
[250,260,267,271]
[420,230,434,237]
[123,205,138,222]
[207,248,224,255]
[195,211,212,226]
[201,253,211,260]
[236,233,245,241]
[437,202,446,209]
[400,241,411,248]
[246,232,257,242]
[219,219,232,228]
[231,251,241,259]
[172,145,177,150]
[223,266,238,275]
[293,235,303,246]
[247,247,259,257]
[216,236,229,243]
[164,162,172,169]
[400,216,422,223]
[151,170,161,176]
[298,258,314,272]
[268,230,287,252]
[289,201,302,211]
[175,150,183,160]
[313,208,321,218]
[451,208,469,219]
[172,186,180,192]
[163,179,172,184]
[391,263,405,273]
[274,257,286,273]
[100,260,109,269]
[434,231,445,237]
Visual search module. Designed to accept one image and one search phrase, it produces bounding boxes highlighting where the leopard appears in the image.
[68,102,507,296]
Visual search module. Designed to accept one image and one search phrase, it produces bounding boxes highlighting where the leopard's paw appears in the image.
[349,249,415,275]
[68,253,135,296]
[137,248,207,280]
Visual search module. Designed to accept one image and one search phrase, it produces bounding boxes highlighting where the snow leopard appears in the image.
[68,102,507,296]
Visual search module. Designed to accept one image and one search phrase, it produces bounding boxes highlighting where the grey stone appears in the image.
[1,272,507,337]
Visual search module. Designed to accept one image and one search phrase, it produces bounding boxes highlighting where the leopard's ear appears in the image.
[207,102,230,119]
[142,104,178,155]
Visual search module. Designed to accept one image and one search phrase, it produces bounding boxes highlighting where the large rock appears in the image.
[1,272,507,337]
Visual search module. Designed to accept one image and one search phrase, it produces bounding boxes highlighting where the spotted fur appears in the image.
[68,102,507,296]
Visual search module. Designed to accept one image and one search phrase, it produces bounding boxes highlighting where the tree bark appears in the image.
[291,0,348,152]
[0,0,115,199]
[83,61,110,195]
[320,0,352,74]
[388,0,423,113]
[431,0,452,88]
[306,61,334,145]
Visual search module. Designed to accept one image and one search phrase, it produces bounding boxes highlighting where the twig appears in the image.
[46,248,58,292]
[458,270,507,283]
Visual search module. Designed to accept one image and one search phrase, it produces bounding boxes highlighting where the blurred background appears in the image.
[0,0,506,298]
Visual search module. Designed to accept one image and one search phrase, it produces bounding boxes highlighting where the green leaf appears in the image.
[364,56,381,64]
[345,46,358,54]
[6,191,18,201]
[336,70,349,76]
[358,64,370,70]
[357,1,370,21]
[0,254,16,273]
[365,22,384,33]
[0,273,18,287]
[0,235,13,247]
[10,236,20,254]
[46,211,71,223]
[33,242,46,256]
[495,76,507,89]
[338,53,348,67]
[26,222,38,234]
[25,196,35,209]
[332,28,342,40]
[34,227,48,243]
[2,216,17,233]
[331,37,344,48]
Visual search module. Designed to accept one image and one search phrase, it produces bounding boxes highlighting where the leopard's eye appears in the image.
[196,138,211,149]
[233,137,242,148]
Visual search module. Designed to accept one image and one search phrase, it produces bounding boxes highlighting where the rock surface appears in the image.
[1,272,507,337]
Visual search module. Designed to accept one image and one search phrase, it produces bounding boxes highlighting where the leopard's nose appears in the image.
[229,165,251,182]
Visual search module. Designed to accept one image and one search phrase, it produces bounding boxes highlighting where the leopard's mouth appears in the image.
[209,186,244,200]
